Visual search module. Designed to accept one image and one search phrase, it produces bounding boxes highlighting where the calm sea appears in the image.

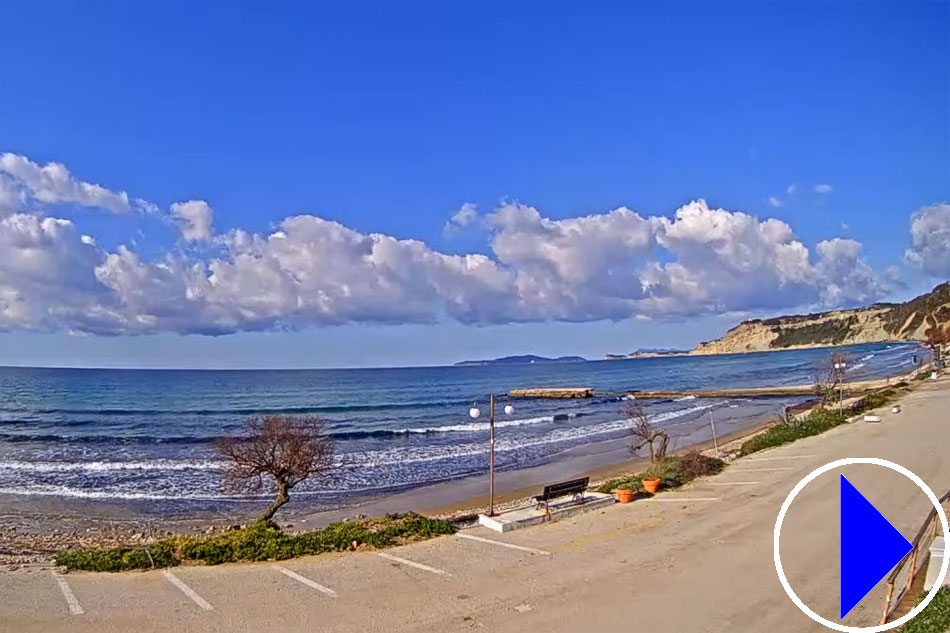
[0,343,924,513]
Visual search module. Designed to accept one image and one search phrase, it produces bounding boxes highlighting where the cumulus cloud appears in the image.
[814,183,834,194]
[443,203,479,236]
[171,200,214,242]
[786,184,798,195]
[904,203,950,277]
[0,153,131,214]
[0,214,116,333]
[0,153,900,337]
[814,238,883,305]
[767,196,784,208]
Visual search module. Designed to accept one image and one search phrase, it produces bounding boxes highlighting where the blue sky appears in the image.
[0,1,947,368]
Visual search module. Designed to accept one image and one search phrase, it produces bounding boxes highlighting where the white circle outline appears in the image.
[774,457,950,632]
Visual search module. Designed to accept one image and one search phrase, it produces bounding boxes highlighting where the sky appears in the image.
[0,1,948,369]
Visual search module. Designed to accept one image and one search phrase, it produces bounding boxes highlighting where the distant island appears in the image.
[604,348,689,360]
[454,355,587,367]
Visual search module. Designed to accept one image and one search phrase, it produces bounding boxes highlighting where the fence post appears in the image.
[904,549,919,597]
[881,581,894,625]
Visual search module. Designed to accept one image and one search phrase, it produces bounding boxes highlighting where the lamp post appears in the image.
[834,360,847,407]
[469,395,514,516]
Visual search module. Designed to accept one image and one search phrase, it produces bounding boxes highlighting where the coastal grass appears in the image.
[738,385,906,457]
[899,588,950,633]
[54,512,457,572]
[597,451,725,494]
[739,408,849,456]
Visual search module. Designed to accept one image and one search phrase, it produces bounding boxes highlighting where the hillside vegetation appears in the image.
[693,282,949,355]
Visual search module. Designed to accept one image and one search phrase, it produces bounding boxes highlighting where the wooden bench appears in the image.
[533,476,590,512]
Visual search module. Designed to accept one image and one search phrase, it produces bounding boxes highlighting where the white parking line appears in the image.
[162,570,214,611]
[376,552,449,576]
[274,565,338,597]
[456,533,552,556]
[745,455,816,461]
[652,497,720,502]
[705,481,760,486]
[53,573,84,615]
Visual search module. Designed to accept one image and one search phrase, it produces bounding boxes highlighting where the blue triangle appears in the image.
[840,474,913,619]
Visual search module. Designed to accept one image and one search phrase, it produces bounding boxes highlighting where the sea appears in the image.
[0,342,926,515]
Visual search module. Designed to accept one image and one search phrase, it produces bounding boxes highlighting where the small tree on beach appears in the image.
[216,415,334,521]
[626,401,669,463]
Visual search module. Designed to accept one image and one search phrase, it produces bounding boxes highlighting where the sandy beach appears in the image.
[0,361,926,562]
[0,410,778,562]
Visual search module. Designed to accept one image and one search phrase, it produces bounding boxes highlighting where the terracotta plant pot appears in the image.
[641,478,661,494]
[615,488,635,503]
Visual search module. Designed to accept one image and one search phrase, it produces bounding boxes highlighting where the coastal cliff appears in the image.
[692,281,950,355]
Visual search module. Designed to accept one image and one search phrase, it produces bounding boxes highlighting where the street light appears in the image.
[468,394,513,516]
[834,360,847,407]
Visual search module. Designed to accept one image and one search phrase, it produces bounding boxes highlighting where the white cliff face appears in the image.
[691,282,950,355]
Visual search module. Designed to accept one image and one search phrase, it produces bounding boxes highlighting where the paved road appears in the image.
[2,380,948,633]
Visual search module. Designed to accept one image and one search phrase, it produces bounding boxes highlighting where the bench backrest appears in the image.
[541,476,589,499]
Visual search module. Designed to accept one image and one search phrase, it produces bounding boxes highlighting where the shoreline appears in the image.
[0,361,928,562]
[0,412,780,562]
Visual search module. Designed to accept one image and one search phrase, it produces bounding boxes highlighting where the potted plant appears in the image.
[641,477,661,494]
[615,487,635,503]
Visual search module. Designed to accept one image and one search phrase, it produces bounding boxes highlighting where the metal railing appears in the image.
[880,490,950,624]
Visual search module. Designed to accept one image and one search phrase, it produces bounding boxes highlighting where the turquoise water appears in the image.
[0,342,923,511]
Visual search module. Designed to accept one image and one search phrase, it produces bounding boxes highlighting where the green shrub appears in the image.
[857,389,898,412]
[596,452,725,493]
[54,542,177,572]
[597,476,642,493]
[54,513,456,572]
[900,587,950,633]
[740,408,848,456]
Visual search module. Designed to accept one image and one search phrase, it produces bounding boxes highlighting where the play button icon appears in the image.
[840,474,914,619]
[775,458,950,632]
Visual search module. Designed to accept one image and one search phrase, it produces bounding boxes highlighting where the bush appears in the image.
[676,451,726,479]
[856,389,898,412]
[54,513,457,572]
[739,408,849,456]
[900,587,950,633]
[596,452,725,493]
[54,542,177,572]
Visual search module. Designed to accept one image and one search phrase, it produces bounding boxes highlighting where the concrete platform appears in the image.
[477,493,615,532]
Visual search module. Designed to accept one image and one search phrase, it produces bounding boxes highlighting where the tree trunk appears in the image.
[260,480,290,521]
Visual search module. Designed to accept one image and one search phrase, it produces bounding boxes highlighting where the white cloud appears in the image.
[904,203,950,277]
[814,183,834,194]
[814,238,882,305]
[0,213,117,333]
[171,200,214,242]
[0,153,131,214]
[444,203,479,236]
[767,196,784,208]
[0,153,899,337]
[786,184,798,195]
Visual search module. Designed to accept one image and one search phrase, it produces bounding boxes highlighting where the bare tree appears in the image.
[814,352,850,404]
[925,318,949,359]
[626,401,669,463]
[216,415,334,521]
